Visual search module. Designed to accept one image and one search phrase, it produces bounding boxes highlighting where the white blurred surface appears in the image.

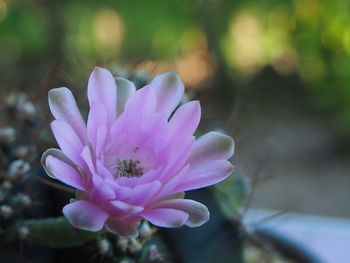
[245,210,350,263]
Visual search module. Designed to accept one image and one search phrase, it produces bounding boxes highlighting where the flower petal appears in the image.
[105,181,133,201]
[128,181,162,205]
[105,220,139,237]
[51,120,84,167]
[124,85,156,117]
[141,208,188,228]
[159,135,194,182]
[63,200,108,232]
[152,199,209,227]
[80,146,96,174]
[151,72,184,117]
[48,88,88,144]
[110,200,144,214]
[87,102,107,155]
[87,67,117,126]
[188,131,234,168]
[168,101,201,139]
[41,148,77,178]
[174,160,234,192]
[92,174,116,202]
[45,155,86,191]
[115,77,136,116]
[110,200,143,220]
[157,165,189,200]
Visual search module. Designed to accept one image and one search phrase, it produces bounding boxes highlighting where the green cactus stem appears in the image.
[2,216,102,248]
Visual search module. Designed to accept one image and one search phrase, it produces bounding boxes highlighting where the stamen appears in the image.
[114,158,143,178]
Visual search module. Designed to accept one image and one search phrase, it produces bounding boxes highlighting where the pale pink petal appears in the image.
[92,174,116,202]
[105,181,133,201]
[87,102,107,155]
[87,67,117,125]
[80,146,96,174]
[110,200,144,214]
[168,101,201,139]
[45,155,86,191]
[115,77,136,116]
[124,85,156,116]
[41,148,77,178]
[141,208,188,228]
[95,125,107,159]
[48,88,88,144]
[110,200,143,220]
[96,160,113,180]
[188,131,234,168]
[174,160,234,192]
[151,72,184,117]
[128,168,163,187]
[63,200,108,232]
[128,181,162,205]
[105,220,139,237]
[51,120,84,167]
[152,199,209,227]
[156,165,189,200]
[159,135,194,182]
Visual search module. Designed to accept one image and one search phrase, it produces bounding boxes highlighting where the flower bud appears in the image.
[129,237,142,252]
[149,244,161,261]
[0,205,13,218]
[139,221,153,238]
[116,237,129,251]
[15,194,31,207]
[0,127,16,143]
[18,226,30,239]
[19,101,36,117]
[16,94,37,118]
[15,145,36,158]
[97,238,110,255]
[7,160,30,180]
[2,181,12,190]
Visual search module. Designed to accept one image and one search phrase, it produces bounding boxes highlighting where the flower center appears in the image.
[114,158,144,178]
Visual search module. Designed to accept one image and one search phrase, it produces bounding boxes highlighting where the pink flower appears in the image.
[41,67,234,237]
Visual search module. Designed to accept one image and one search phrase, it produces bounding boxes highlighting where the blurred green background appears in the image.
[2,0,350,132]
[1,0,350,208]
[1,0,350,215]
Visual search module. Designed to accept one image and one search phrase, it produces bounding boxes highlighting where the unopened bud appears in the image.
[16,94,37,118]
[19,101,37,117]
[0,205,12,218]
[117,237,129,251]
[2,181,12,190]
[97,238,110,255]
[18,226,29,239]
[0,127,16,143]
[129,237,142,252]
[149,244,161,261]
[15,146,30,158]
[16,194,31,207]
[139,221,153,238]
[7,160,30,179]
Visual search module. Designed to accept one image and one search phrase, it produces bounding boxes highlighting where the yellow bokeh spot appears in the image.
[0,0,8,22]
[229,12,264,74]
[224,9,297,77]
[94,9,124,55]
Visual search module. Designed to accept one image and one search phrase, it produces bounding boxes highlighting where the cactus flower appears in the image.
[42,67,234,237]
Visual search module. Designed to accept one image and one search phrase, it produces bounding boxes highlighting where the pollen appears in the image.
[114,158,144,178]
